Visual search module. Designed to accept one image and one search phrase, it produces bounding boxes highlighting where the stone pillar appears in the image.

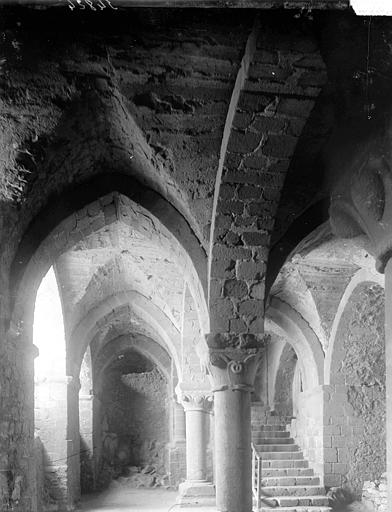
[79,392,95,491]
[173,400,186,444]
[34,375,72,510]
[177,391,215,505]
[167,399,186,487]
[205,334,266,512]
[206,406,214,483]
[92,393,103,483]
[67,375,81,507]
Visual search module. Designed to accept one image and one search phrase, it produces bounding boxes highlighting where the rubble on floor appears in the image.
[110,465,170,489]
[362,473,387,512]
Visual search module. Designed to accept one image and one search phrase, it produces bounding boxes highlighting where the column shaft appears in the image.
[214,389,252,512]
[185,407,207,481]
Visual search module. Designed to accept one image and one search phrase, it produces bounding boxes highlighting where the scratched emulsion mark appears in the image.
[66,0,118,11]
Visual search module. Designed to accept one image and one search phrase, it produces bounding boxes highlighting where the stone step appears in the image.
[257,507,332,512]
[261,476,320,487]
[256,444,300,452]
[251,418,290,428]
[260,451,304,460]
[261,467,314,477]
[253,431,290,438]
[261,486,326,497]
[253,437,294,444]
[260,495,330,508]
[253,419,288,426]
[262,459,308,469]
[252,424,287,431]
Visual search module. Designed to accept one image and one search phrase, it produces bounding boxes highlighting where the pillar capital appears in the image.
[329,138,392,273]
[175,384,213,412]
[179,390,213,412]
[203,333,268,393]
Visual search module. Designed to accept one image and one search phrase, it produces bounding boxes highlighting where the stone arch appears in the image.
[69,290,182,380]
[265,199,330,299]
[266,297,324,390]
[69,251,183,336]
[94,334,172,383]
[325,269,385,385]
[10,186,209,355]
[12,174,207,298]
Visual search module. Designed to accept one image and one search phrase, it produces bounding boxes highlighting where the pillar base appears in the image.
[177,480,216,506]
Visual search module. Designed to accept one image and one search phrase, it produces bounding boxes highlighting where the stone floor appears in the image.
[78,488,215,512]
[77,487,368,512]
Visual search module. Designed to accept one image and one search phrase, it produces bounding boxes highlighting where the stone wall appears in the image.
[274,342,296,418]
[34,437,44,512]
[98,360,169,486]
[289,385,325,480]
[328,282,386,498]
[167,442,186,488]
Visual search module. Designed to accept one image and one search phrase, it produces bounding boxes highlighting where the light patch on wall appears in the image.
[33,266,66,383]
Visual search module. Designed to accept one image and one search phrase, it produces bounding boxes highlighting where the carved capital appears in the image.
[330,139,392,273]
[177,388,213,412]
[206,345,265,393]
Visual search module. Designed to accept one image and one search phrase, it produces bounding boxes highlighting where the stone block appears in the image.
[219,183,236,201]
[242,154,269,170]
[267,158,290,173]
[332,462,348,474]
[236,260,265,281]
[225,151,243,169]
[223,230,241,246]
[237,92,273,113]
[223,279,248,299]
[213,244,252,261]
[237,185,262,201]
[238,299,263,316]
[234,112,252,130]
[324,425,341,435]
[242,231,269,246]
[331,435,346,448]
[324,473,342,487]
[250,282,265,299]
[336,449,348,464]
[218,200,244,215]
[229,130,261,154]
[211,298,234,318]
[252,115,287,133]
[324,448,338,463]
[249,317,264,333]
[215,214,232,230]
[229,318,247,333]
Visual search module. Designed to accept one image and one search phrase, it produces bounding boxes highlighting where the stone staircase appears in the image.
[251,406,332,512]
